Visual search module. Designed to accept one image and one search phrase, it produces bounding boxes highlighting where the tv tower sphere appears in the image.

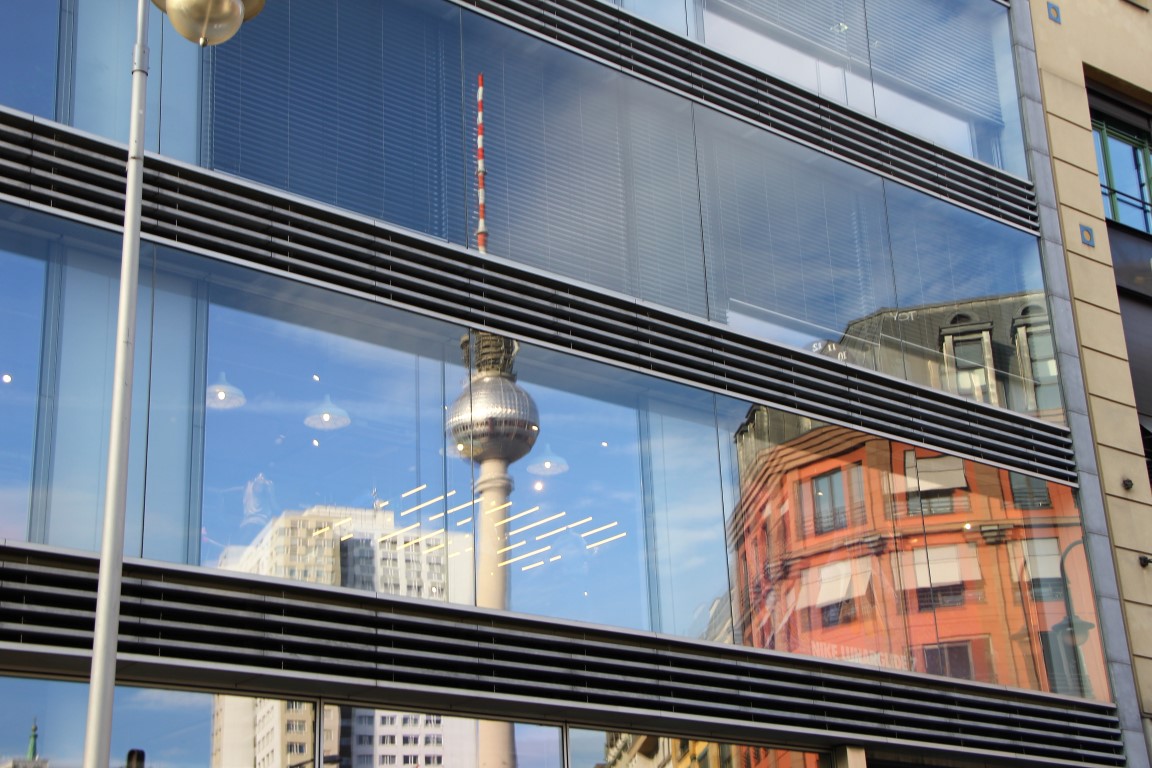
[445,332,540,464]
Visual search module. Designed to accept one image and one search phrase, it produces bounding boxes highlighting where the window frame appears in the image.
[923,640,975,680]
[1094,116,1152,233]
[941,322,998,405]
[1090,89,1152,234]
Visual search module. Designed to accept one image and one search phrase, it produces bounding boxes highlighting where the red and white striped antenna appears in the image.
[476,72,488,254]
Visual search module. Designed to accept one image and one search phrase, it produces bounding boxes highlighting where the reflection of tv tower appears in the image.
[443,72,540,768]
[446,331,539,608]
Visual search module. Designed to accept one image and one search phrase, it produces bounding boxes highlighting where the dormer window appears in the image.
[941,317,997,405]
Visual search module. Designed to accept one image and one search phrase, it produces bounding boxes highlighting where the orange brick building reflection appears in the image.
[729,407,1107,707]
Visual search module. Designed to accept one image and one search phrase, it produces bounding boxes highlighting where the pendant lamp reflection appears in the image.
[206,372,246,410]
[527,444,569,476]
[305,394,351,430]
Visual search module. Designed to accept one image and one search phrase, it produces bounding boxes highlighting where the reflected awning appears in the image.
[1022,537,1061,580]
[910,455,967,492]
[898,544,982,588]
[797,557,873,608]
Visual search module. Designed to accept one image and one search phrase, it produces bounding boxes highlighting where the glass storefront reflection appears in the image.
[0,202,1108,699]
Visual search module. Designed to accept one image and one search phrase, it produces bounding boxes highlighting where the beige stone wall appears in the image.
[1031,0,1152,714]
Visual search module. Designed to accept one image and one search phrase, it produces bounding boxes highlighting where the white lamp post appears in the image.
[81,2,261,766]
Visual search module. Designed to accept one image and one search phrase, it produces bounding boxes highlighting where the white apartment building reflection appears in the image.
[211,504,476,768]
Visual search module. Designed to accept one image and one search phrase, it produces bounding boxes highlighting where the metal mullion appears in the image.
[1140,130,1152,232]
[1097,121,1120,223]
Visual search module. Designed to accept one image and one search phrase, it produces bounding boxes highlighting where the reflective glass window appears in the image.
[695,104,896,351]
[0,677,310,766]
[197,263,472,595]
[0,0,59,117]
[866,0,1024,175]
[700,0,875,114]
[0,239,47,540]
[572,729,822,768]
[883,183,1055,418]
[0,203,1107,698]
[0,205,160,553]
[699,0,1025,174]
[491,340,736,638]
[201,0,1053,410]
[462,16,707,316]
[1093,115,1152,233]
[322,708,561,768]
[728,408,1107,698]
[209,0,468,242]
[71,0,202,161]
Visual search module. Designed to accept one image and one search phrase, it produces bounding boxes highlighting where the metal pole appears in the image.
[1058,538,1088,695]
[82,0,150,765]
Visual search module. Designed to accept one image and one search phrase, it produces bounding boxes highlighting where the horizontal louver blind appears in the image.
[697,107,895,337]
[866,0,1002,124]
[209,0,465,240]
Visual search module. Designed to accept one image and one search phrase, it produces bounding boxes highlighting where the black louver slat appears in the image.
[0,545,1126,767]
[0,108,1076,482]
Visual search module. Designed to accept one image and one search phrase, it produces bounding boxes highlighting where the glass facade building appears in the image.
[0,0,1141,766]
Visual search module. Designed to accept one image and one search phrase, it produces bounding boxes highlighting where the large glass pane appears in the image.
[866,0,1024,175]
[695,104,897,357]
[572,728,824,768]
[209,0,468,242]
[699,0,1024,174]
[701,0,875,115]
[463,15,707,317]
[321,709,561,768]
[0,0,59,117]
[32,243,156,552]
[197,264,471,600]
[466,338,734,636]
[882,182,1055,418]
[726,405,1108,698]
[0,242,47,540]
[71,0,202,161]
[0,206,162,554]
[0,677,304,767]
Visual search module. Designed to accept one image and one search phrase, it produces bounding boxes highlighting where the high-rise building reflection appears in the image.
[210,504,476,767]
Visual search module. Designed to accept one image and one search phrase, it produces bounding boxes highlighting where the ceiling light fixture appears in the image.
[304,394,350,430]
[206,373,246,410]
[528,444,569,476]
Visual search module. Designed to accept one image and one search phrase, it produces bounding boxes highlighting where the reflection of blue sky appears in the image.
[0,1,58,118]
[201,301,464,555]
[0,677,563,768]
[0,679,211,768]
[513,723,563,768]
[568,729,609,768]
[0,250,45,541]
[201,285,736,636]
